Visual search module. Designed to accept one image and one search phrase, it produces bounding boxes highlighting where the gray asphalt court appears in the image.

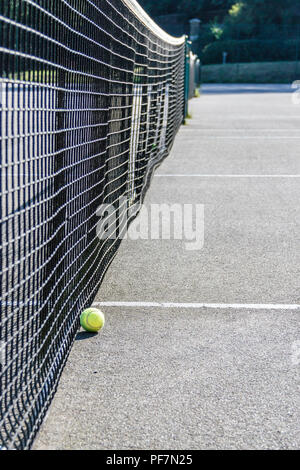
[34,84,300,450]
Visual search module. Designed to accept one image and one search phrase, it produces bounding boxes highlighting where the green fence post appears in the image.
[183,37,191,123]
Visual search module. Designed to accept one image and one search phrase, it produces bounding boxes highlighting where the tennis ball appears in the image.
[80,308,105,333]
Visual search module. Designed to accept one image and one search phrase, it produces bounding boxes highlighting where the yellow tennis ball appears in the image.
[80,308,105,333]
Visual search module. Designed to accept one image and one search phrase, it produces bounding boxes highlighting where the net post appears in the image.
[183,37,191,123]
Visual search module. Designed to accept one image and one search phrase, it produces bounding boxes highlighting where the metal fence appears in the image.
[197,24,300,83]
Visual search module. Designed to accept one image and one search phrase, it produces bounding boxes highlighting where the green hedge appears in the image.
[201,39,300,65]
[201,61,300,84]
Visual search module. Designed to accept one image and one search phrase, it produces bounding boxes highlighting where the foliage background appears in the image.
[139,0,300,65]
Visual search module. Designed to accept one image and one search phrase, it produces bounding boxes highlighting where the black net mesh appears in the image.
[0,0,186,449]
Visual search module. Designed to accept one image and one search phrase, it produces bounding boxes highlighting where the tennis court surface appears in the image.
[34,85,300,450]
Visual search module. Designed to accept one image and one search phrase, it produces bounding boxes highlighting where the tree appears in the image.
[138,0,175,17]
[176,0,205,16]
[217,0,299,26]
[222,0,300,38]
[138,0,235,21]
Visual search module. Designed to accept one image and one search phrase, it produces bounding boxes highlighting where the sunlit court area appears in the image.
[1,0,300,454]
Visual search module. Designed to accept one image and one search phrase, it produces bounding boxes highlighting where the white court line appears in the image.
[154,174,300,178]
[94,302,300,310]
[179,135,300,139]
[180,129,300,131]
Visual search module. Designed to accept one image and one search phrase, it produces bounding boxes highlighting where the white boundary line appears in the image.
[154,174,300,178]
[178,136,300,139]
[94,302,300,310]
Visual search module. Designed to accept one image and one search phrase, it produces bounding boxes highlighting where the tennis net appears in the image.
[0,0,189,449]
